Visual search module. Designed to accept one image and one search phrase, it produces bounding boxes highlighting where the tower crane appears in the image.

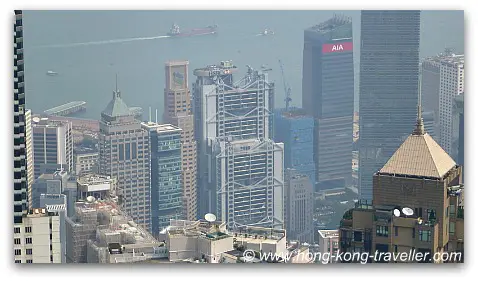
[278,59,292,111]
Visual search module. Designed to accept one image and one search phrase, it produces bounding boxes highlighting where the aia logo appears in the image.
[331,44,344,51]
[322,42,353,53]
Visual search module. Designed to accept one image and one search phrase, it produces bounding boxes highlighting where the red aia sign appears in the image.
[322,42,353,53]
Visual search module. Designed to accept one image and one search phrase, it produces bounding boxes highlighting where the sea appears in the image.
[23,10,464,120]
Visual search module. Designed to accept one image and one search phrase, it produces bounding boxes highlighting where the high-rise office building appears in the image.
[14,10,28,224]
[163,60,198,221]
[142,122,183,235]
[339,109,464,263]
[421,51,464,155]
[302,15,354,191]
[98,88,151,231]
[274,108,315,187]
[193,61,283,229]
[358,10,421,201]
[284,169,314,244]
[214,138,284,229]
[32,118,73,178]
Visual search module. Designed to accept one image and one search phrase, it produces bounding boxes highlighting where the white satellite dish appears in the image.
[402,207,414,216]
[393,209,401,217]
[205,213,217,222]
[86,196,96,203]
[32,117,41,123]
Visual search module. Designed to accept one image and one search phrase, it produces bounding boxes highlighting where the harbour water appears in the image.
[23,10,464,121]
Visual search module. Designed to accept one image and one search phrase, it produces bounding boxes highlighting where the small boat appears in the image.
[46,70,58,76]
[258,29,275,36]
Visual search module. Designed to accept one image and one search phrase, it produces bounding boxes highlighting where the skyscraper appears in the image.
[14,10,28,223]
[358,10,421,201]
[421,51,464,155]
[302,15,354,191]
[32,118,73,178]
[193,61,283,229]
[163,60,198,221]
[142,122,183,235]
[284,169,314,244]
[98,88,151,231]
[274,108,315,186]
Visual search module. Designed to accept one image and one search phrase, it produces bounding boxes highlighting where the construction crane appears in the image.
[278,59,292,111]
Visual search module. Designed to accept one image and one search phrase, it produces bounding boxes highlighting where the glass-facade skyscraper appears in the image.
[142,122,183,235]
[302,15,354,191]
[358,10,421,201]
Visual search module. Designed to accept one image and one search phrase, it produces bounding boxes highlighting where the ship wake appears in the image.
[34,35,171,49]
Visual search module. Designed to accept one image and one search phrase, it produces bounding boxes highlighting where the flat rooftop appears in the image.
[77,174,114,186]
[318,229,339,239]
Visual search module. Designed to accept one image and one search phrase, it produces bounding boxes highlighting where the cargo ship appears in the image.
[167,23,218,38]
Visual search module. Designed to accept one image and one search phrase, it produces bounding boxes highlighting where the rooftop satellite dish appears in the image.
[86,196,95,203]
[205,213,217,223]
[402,207,414,216]
[393,209,401,217]
[32,117,41,123]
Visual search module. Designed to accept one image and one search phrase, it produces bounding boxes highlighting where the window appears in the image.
[25,237,32,244]
[14,249,21,255]
[354,231,363,242]
[376,226,388,237]
[449,222,455,236]
[25,226,31,233]
[26,249,32,255]
[15,260,21,264]
[412,228,415,239]
[14,227,20,234]
[26,260,32,264]
[450,204,456,217]
[394,245,398,253]
[395,226,398,237]
[418,230,431,242]
[14,238,20,245]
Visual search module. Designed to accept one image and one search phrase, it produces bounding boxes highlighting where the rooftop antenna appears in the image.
[115,73,118,92]
[155,109,158,124]
[413,74,425,135]
[149,107,152,123]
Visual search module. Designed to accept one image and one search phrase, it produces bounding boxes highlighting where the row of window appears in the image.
[14,248,32,255]
[14,237,32,244]
[14,226,31,234]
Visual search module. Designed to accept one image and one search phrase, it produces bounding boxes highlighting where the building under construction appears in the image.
[66,198,166,263]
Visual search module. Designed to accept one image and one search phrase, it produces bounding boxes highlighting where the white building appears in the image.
[215,139,284,230]
[317,229,339,264]
[421,51,464,155]
[14,207,62,263]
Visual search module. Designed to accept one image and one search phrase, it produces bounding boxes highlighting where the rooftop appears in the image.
[141,122,182,133]
[101,90,131,118]
[318,229,339,239]
[165,60,189,67]
[378,133,456,179]
[77,173,114,186]
[308,14,352,33]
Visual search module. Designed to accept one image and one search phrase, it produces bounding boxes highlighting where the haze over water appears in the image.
[23,10,464,120]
